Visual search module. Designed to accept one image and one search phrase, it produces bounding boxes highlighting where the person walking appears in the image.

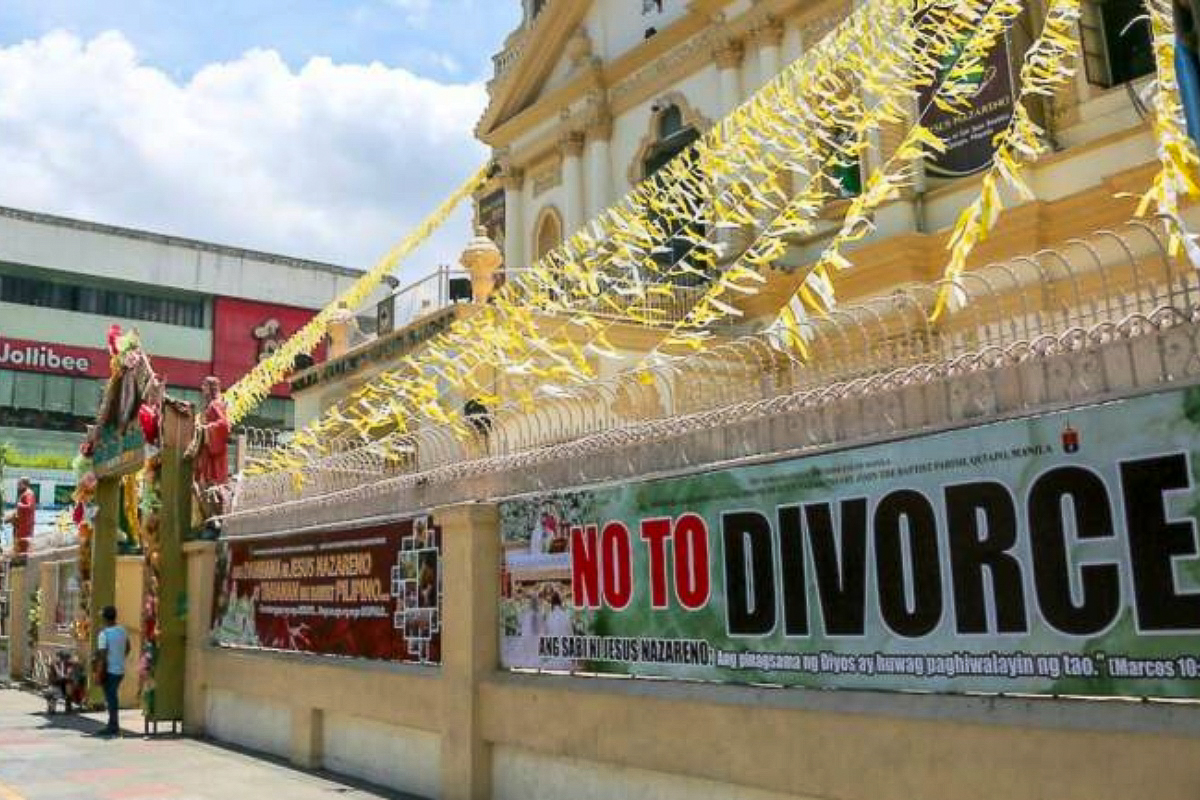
[93,605,130,738]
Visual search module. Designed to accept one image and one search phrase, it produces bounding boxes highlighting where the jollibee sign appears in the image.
[0,339,92,374]
[0,336,210,386]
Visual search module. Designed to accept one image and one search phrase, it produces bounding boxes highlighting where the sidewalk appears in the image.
[0,687,414,800]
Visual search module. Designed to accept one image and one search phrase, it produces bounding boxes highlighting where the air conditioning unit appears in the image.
[377,294,396,335]
[448,277,473,303]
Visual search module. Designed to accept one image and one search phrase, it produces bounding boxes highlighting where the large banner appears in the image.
[213,517,442,664]
[499,388,1200,698]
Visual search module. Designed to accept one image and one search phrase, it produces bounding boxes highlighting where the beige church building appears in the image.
[475,0,1181,314]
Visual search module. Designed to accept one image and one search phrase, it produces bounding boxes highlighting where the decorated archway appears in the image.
[72,329,194,731]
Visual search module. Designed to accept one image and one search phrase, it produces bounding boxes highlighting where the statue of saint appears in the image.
[191,376,231,521]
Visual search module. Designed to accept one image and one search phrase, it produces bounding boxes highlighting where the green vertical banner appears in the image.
[89,477,120,704]
[499,387,1200,698]
[145,404,192,723]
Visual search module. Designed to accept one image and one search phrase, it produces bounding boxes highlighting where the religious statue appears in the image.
[188,376,231,522]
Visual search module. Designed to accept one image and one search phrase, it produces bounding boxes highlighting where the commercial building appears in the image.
[0,205,362,527]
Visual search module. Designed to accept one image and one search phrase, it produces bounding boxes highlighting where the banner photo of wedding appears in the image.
[499,387,1200,699]
[212,517,442,664]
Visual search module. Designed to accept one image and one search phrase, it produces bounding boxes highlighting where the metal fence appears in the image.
[223,217,1200,536]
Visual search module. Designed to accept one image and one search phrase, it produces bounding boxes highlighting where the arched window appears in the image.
[658,104,684,140]
[642,104,699,179]
[533,207,563,261]
[639,103,706,281]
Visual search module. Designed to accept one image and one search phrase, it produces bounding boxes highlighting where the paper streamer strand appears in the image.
[929,0,1084,320]
[224,164,489,426]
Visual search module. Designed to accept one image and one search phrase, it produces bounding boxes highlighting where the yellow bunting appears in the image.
[930,0,1083,321]
[758,0,1023,351]
[1136,0,1200,254]
[246,0,1176,478]
[224,164,489,426]
[251,0,940,473]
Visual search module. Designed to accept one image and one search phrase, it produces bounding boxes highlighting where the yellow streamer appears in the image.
[224,164,489,425]
[930,0,1083,321]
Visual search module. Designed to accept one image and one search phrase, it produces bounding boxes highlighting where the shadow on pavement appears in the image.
[197,736,429,800]
[32,709,109,736]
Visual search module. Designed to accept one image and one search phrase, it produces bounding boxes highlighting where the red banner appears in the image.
[0,335,210,387]
[212,519,442,664]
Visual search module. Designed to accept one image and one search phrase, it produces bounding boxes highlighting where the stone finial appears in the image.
[327,301,358,359]
[460,226,504,303]
[567,26,593,67]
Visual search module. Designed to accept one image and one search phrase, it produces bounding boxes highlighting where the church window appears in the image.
[1080,0,1155,87]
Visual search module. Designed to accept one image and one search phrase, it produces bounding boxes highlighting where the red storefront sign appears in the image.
[211,297,323,397]
[0,336,210,387]
[3,297,322,395]
[211,519,442,664]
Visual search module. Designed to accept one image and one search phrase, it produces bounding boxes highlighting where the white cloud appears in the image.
[0,30,489,275]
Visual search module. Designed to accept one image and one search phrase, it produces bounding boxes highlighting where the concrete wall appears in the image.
[180,504,1200,800]
[491,745,816,800]
[205,688,293,759]
[6,551,143,707]
[0,301,214,363]
[0,208,360,310]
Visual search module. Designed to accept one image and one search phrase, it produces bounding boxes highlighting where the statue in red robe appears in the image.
[192,376,231,520]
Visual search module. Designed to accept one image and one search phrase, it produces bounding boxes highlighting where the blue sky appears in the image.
[0,1,523,272]
[0,0,521,80]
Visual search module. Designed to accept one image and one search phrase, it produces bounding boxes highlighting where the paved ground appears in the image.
[0,687,409,800]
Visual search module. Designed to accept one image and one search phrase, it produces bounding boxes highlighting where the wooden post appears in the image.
[8,563,28,681]
[89,476,120,703]
[151,403,194,722]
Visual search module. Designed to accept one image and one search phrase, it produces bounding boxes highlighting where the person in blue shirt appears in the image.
[93,605,130,738]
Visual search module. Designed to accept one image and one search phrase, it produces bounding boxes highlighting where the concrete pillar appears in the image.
[739,48,759,95]
[114,556,144,707]
[291,707,324,769]
[502,169,526,270]
[182,540,217,735]
[713,39,745,113]
[437,502,500,800]
[90,476,119,702]
[8,563,28,680]
[559,131,586,236]
[585,117,613,220]
[754,19,784,86]
[326,303,356,359]
[781,19,803,65]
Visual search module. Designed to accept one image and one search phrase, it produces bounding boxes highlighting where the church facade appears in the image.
[475,0,1181,315]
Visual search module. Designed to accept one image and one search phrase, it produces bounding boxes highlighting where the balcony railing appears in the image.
[492,40,526,81]
[375,265,723,336]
